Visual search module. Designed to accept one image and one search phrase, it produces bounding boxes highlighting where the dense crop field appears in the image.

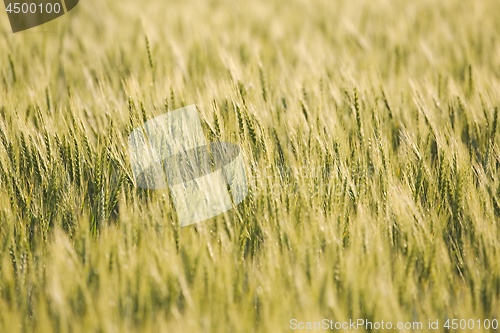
[0,0,499,332]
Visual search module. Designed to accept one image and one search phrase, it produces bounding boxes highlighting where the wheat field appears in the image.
[0,0,499,332]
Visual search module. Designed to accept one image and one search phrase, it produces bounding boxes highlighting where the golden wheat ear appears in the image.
[4,0,79,33]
